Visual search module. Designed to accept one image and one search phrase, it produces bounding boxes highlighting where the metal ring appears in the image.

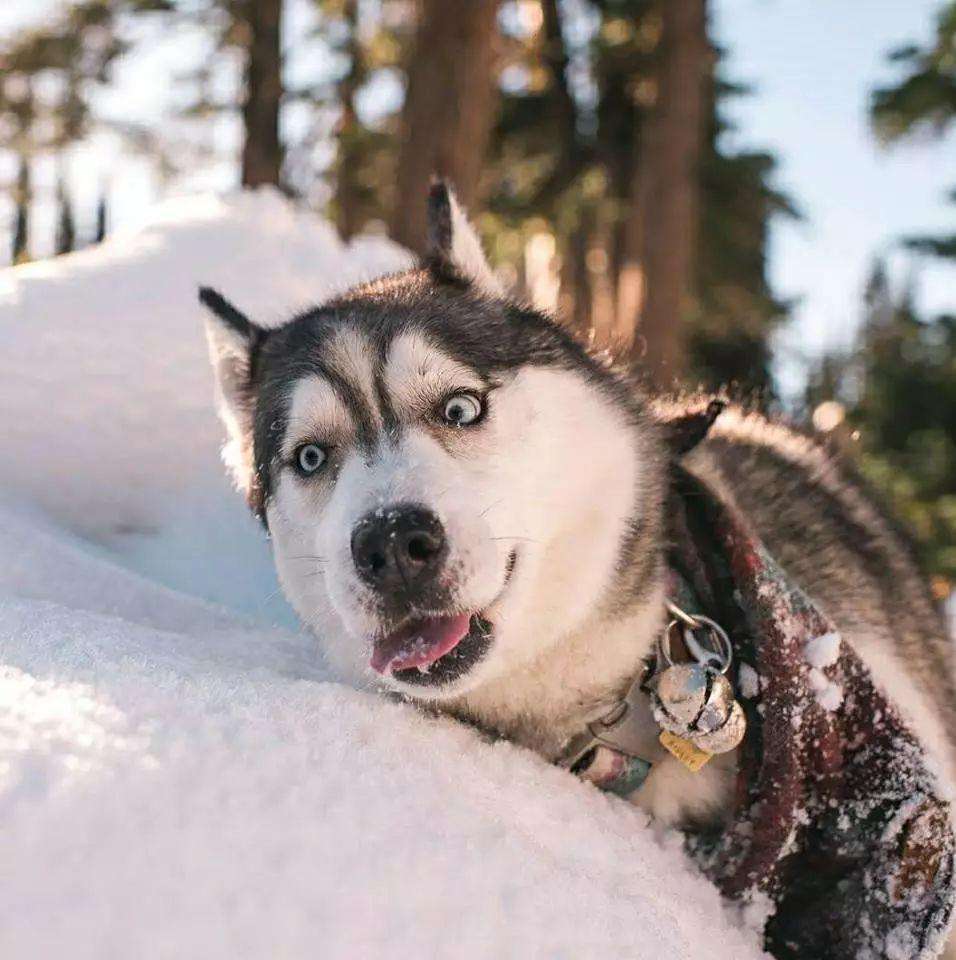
[665,599,699,629]
[658,619,683,667]
[660,601,733,674]
[683,615,733,673]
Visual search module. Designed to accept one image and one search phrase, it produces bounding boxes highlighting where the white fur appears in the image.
[279,375,354,460]
[250,321,734,826]
[203,317,255,495]
[384,331,486,413]
[269,332,653,713]
[442,189,503,296]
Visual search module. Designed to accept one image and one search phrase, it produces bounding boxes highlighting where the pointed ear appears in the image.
[662,399,726,456]
[426,180,503,296]
[198,286,265,508]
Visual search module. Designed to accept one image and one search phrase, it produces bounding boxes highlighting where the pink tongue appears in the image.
[370,612,472,674]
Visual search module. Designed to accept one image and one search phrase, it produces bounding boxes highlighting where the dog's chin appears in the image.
[367,551,518,698]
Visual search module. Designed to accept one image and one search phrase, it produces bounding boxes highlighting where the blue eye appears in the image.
[442,393,483,426]
[295,443,326,475]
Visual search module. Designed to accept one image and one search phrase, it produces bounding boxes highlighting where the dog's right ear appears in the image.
[425,180,503,296]
[198,286,265,505]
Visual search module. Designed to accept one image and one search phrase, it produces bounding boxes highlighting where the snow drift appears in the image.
[0,190,766,959]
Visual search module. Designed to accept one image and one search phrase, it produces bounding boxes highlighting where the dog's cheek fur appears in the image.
[272,428,508,684]
[425,364,649,698]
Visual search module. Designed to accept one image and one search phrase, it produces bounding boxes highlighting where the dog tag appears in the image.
[659,730,712,772]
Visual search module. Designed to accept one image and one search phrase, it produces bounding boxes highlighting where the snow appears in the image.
[738,662,761,700]
[0,189,767,959]
[804,631,841,669]
[805,632,844,711]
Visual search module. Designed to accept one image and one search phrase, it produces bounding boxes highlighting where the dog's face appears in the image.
[202,185,660,702]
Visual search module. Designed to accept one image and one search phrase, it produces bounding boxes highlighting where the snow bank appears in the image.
[0,190,766,959]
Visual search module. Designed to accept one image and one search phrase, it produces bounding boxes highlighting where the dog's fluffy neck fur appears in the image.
[447,574,667,760]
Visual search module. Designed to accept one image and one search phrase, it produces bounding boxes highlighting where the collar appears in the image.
[557,594,741,797]
[556,663,657,796]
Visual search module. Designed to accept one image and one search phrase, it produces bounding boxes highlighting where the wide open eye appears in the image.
[295,443,327,475]
[442,393,483,427]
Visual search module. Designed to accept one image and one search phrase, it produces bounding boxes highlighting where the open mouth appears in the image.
[369,550,517,688]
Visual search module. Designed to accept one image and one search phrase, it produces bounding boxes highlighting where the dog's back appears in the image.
[685,406,956,772]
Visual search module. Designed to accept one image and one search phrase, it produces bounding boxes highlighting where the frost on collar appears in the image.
[667,465,956,960]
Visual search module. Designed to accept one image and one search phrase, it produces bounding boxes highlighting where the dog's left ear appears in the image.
[198,286,266,506]
[426,180,503,296]
[663,399,726,456]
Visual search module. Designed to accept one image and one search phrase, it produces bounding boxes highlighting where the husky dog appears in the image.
[200,183,956,836]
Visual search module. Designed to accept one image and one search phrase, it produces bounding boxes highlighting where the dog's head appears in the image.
[201,184,663,701]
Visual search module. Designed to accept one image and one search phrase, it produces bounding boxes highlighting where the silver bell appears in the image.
[691,700,747,754]
[694,672,736,734]
[655,663,709,727]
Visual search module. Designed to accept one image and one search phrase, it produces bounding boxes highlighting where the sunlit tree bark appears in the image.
[390,0,500,254]
[622,0,709,387]
[240,0,284,189]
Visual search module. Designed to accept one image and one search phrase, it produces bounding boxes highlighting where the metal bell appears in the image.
[691,700,747,754]
[694,672,736,734]
[653,600,748,758]
[654,663,709,727]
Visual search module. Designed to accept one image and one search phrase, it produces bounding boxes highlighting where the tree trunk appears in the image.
[335,0,363,241]
[390,0,499,254]
[94,194,108,244]
[55,177,75,256]
[622,0,708,388]
[240,0,284,189]
[12,155,30,265]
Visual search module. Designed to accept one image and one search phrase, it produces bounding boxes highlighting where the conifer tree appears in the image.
[95,194,109,245]
[390,0,501,254]
[483,0,793,395]
[55,178,76,256]
[871,2,956,265]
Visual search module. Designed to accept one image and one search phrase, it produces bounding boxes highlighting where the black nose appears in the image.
[351,504,448,597]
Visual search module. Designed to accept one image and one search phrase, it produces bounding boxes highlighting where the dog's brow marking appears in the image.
[384,332,484,416]
[372,364,400,438]
[281,377,351,459]
[321,328,382,452]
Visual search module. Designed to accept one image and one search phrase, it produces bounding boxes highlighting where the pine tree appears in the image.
[334,0,364,239]
[871,2,956,264]
[826,0,956,588]
[690,77,797,397]
[390,0,501,254]
[0,0,169,257]
[807,261,956,584]
[11,156,30,265]
[95,194,109,245]
[871,3,956,142]
[624,0,708,386]
[55,178,76,256]
[239,0,285,188]
[326,0,411,239]
[482,0,793,395]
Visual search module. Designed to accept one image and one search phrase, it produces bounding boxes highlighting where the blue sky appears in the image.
[712,0,954,394]
[2,0,953,398]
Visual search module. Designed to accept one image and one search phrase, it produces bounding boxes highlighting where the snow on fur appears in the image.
[0,191,767,959]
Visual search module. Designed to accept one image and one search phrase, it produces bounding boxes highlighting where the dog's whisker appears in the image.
[479,498,505,519]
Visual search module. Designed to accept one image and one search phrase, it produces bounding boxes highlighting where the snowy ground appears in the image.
[0,191,767,959]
